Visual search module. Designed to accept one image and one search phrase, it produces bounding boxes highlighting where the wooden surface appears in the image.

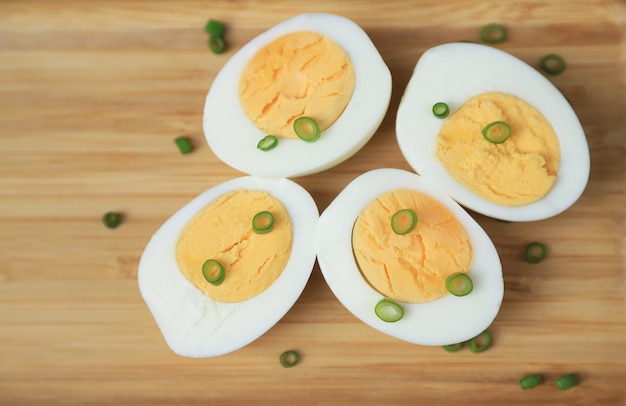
[1,0,625,404]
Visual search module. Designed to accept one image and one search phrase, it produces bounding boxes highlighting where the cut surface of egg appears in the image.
[138,176,319,357]
[396,42,590,221]
[204,13,392,178]
[316,168,503,346]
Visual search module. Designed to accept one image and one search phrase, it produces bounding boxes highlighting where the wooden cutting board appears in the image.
[1,0,624,404]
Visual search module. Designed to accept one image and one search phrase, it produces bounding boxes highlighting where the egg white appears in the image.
[396,42,590,222]
[138,176,319,357]
[316,168,503,346]
[203,13,392,178]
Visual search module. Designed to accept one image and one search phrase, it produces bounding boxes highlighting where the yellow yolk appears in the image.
[238,31,356,139]
[436,92,561,206]
[352,189,473,303]
[175,189,293,303]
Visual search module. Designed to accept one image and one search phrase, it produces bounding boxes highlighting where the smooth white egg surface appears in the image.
[203,13,392,178]
[316,168,503,346]
[396,42,590,221]
[138,176,318,357]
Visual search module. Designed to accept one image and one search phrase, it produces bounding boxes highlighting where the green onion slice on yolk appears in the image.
[482,121,511,144]
[391,209,418,235]
[202,259,225,285]
[445,272,473,296]
[293,116,321,142]
[252,211,274,234]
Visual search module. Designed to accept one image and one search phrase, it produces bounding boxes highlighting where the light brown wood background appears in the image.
[1,0,624,404]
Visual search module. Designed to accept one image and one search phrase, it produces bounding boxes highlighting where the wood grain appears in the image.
[1,0,624,405]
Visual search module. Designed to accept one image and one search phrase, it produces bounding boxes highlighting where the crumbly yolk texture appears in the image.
[176,189,292,303]
[238,31,356,139]
[352,189,473,304]
[436,92,561,206]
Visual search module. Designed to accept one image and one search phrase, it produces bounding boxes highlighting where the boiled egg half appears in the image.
[316,168,503,346]
[396,42,590,221]
[138,176,318,357]
[203,13,392,178]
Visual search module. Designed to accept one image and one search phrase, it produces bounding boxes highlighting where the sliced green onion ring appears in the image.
[375,299,404,322]
[293,116,321,142]
[540,54,566,76]
[252,211,274,234]
[391,209,418,235]
[468,330,492,353]
[480,23,506,44]
[257,135,278,151]
[102,212,121,229]
[555,373,578,390]
[445,273,473,296]
[520,374,544,390]
[524,242,546,264]
[443,343,463,352]
[209,36,226,54]
[175,136,192,154]
[482,121,511,144]
[432,102,450,118]
[279,350,299,368]
[204,19,225,37]
[202,259,225,285]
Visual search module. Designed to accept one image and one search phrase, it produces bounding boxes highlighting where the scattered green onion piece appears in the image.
[520,374,544,390]
[279,350,299,368]
[204,19,225,37]
[293,116,321,142]
[175,136,192,154]
[443,343,463,352]
[252,211,274,234]
[524,242,547,264]
[555,373,578,390]
[202,259,225,285]
[391,209,418,235]
[102,212,121,229]
[540,54,566,76]
[432,102,450,118]
[257,135,279,151]
[482,121,512,144]
[375,299,404,322]
[480,23,506,44]
[209,36,226,54]
[468,330,492,353]
[445,273,473,297]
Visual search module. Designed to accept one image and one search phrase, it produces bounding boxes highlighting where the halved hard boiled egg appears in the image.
[204,13,392,178]
[396,42,590,221]
[316,168,503,346]
[138,176,318,357]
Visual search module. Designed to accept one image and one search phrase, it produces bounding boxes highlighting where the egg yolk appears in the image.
[352,189,473,303]
[175,189,293,303]
[238,31,356,139]
[436,92,561,206]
